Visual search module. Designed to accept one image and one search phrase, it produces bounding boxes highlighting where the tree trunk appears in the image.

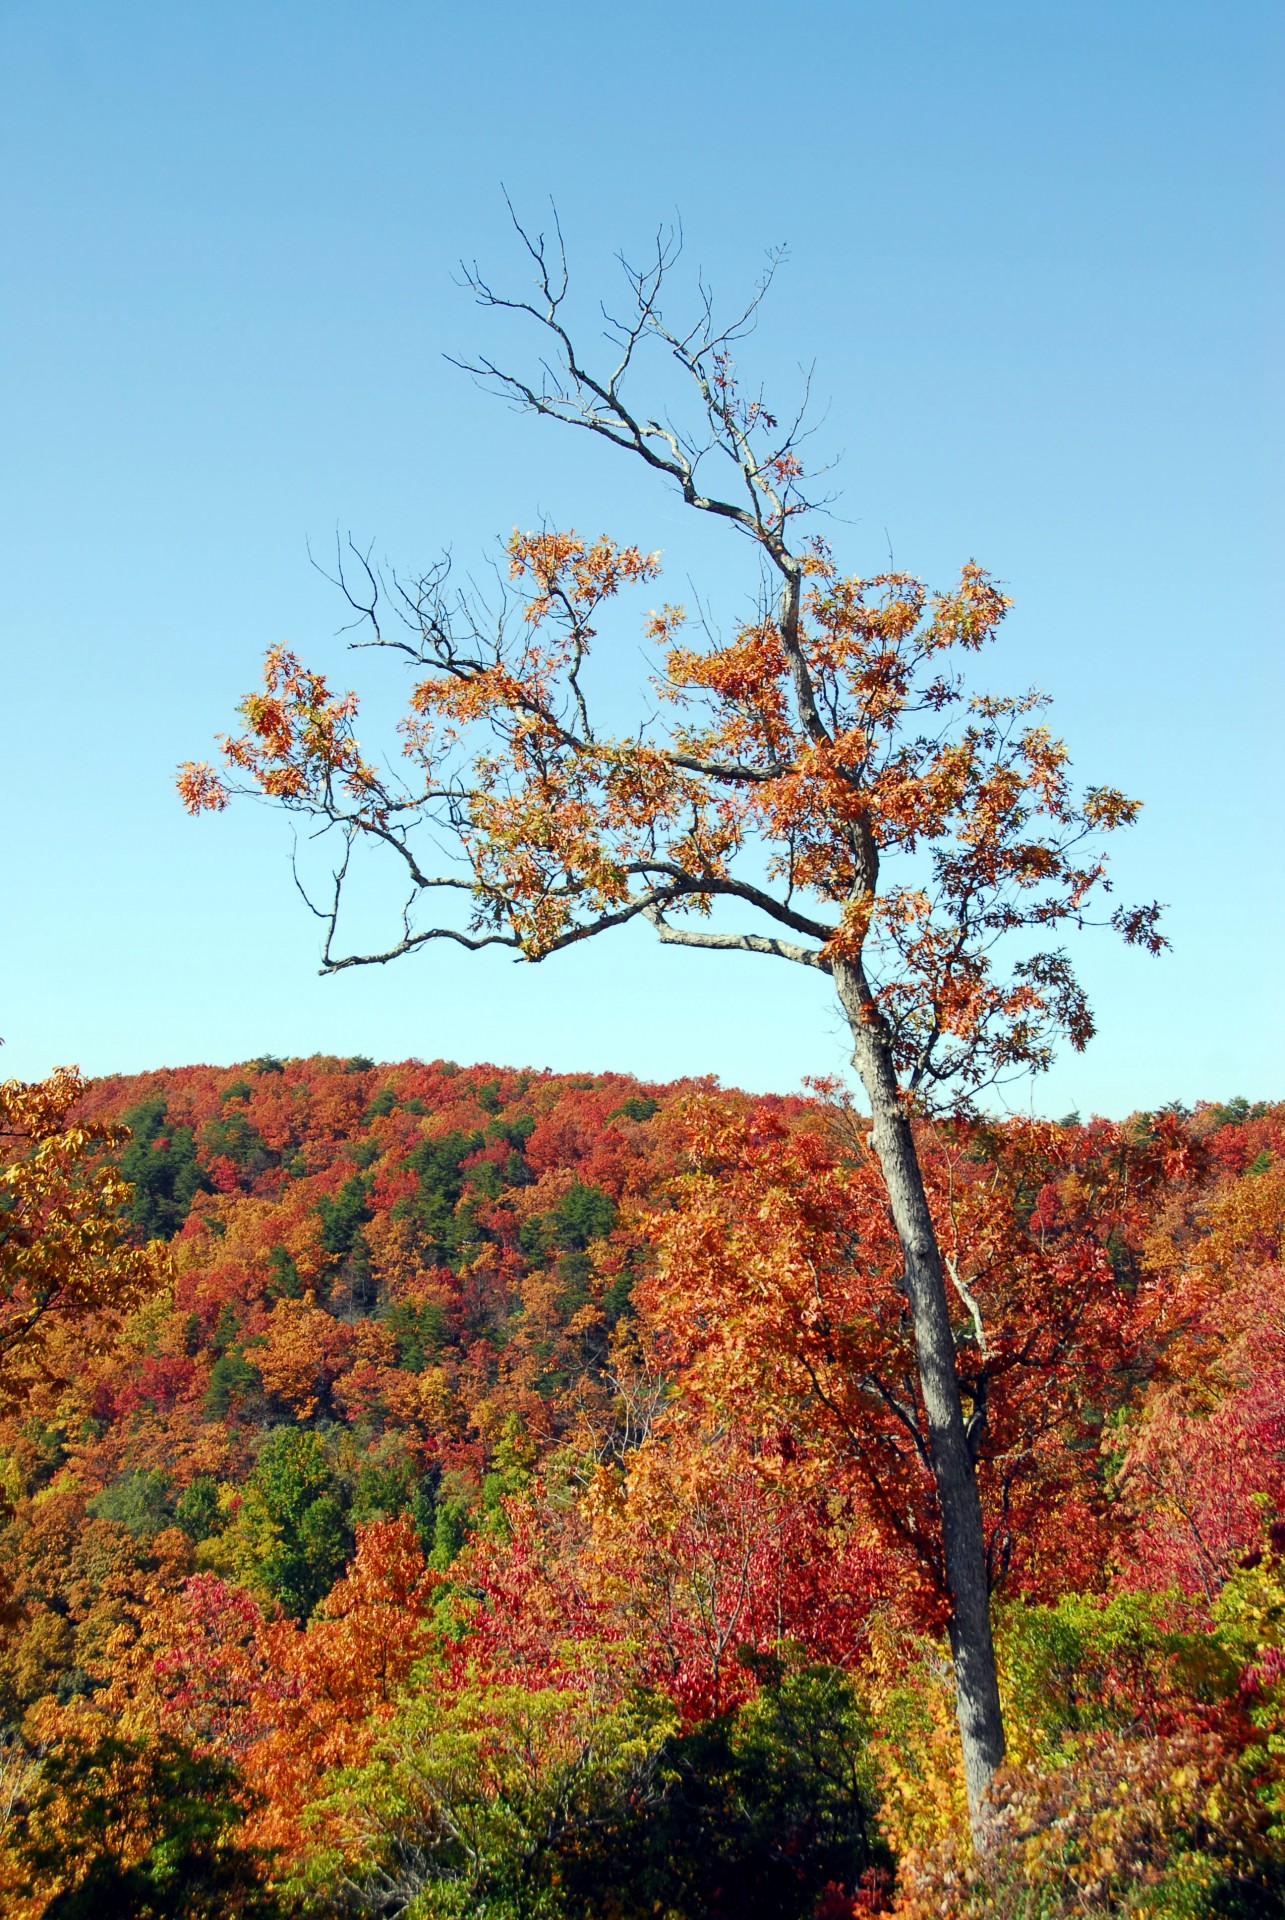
[833,961,1004,1841]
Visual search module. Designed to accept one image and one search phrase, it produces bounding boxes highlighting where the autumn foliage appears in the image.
[0,1068,162,1411]
[178,223,1181,1832]
[1,1056,1283,1914]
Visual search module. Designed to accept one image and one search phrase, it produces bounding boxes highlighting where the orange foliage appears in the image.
[239,1518,438,1857]
[0,1052,1281,1908]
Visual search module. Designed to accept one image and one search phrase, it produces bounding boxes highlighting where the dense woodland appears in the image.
[2,1052,1285,1915]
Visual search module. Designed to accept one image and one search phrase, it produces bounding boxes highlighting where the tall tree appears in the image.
[179,215,1163,1832]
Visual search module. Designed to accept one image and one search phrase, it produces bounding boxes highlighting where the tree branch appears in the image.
[642,906,828,970]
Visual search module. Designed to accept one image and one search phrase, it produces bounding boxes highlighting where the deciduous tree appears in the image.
[179,216,1164,1829]
[0,1068,162,1412]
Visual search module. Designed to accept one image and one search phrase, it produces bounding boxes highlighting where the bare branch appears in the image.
[643,906,828,971]
[662,750,787,784]
[320,922,524,973]
[945,1252,990,1364]
[637,868,835,945]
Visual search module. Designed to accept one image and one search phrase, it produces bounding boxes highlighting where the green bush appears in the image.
[311,1654,889,1918]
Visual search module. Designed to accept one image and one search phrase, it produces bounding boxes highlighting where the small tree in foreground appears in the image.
[179,215,1164,1835]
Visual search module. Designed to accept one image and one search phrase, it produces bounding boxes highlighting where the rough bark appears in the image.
[833,960,1004,1839]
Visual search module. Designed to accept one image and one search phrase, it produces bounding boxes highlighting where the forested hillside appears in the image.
[2,1055,1284,1915]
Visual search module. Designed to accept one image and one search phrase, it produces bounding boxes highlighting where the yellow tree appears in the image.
[0,1067,160,1412]
[179,217,1163,1833]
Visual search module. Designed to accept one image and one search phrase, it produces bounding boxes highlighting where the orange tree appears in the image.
[179,217,1163,1832]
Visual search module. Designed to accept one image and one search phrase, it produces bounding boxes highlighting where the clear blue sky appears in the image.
[2,0,1280,1115]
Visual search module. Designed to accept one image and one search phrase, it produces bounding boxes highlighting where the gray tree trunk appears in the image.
[833,960,1004,1839]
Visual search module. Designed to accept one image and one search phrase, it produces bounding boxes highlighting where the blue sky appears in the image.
[1,0,1279,1114]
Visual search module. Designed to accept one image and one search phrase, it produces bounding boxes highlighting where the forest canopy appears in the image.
[1,1054,1283,1915]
